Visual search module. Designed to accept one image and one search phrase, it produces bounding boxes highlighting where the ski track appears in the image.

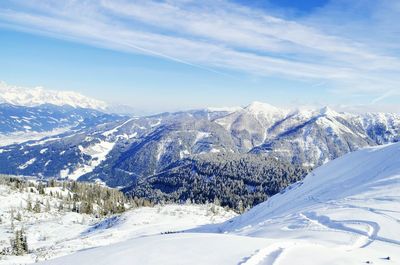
[238,195,400,265]
[239,245,285,265]
[301,212,380,248]
[311,195,400,224]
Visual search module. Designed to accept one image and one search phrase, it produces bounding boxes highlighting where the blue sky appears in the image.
[0,0,399,113]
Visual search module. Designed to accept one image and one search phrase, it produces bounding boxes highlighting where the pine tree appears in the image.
[10,209,15,231]
[58,201,64,212]
[236,200,244,214]
[26,195,32,211]
[213,197,221,206]
[33,200,41,213]
[72,201,78,213]
[15,212,22,222]
[45,199,51,212]
[37,183,45,195]
[11,229,28,255]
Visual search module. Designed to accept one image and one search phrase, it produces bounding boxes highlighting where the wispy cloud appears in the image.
[0,0,399,97]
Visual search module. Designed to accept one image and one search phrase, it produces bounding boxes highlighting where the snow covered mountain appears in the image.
[0,82,126,146]
[217,103,400,166]
[0,110,234,182]
[0,81,108,110]
[0,101,399,189]
[215,101,288,151]
[38,142,400,265]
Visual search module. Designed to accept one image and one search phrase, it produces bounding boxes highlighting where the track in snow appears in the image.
[239,247,283,265]
[301,212,379,248]
[238,242,298,265]
[310,195,400,224]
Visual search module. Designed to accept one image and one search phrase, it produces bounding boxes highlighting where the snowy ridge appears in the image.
[0,81,107,110]
[215,142,400,264]
[221,142,400,231]
[39,143,400,265]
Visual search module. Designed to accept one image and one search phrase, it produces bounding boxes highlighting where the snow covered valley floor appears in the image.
[32,143,400,265]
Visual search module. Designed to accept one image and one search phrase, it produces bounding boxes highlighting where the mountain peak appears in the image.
[0,81,108,110]
[245,101,280,114]
[319,106,338,116]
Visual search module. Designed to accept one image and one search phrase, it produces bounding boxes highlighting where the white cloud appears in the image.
[0,0,399,96]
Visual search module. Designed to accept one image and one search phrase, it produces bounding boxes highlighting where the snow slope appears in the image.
[0,81,107,110]
[0,179,236,265]
[221,142,400,234]
[40,142,400,265]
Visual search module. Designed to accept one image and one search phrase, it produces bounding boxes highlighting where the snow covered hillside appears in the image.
[40,143,400,265]
[0,177,236,265]
[0,82,107,111]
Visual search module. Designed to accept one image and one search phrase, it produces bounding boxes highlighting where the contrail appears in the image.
[371,90,394,104]
[120,40,239,80]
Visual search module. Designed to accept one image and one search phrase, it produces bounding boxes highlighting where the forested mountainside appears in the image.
[124,153,307,212]
[1,102,399,212]
[2,102,399,184]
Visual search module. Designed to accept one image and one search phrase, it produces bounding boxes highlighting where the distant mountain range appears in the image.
[0,85,399,209]
[0,81,108,110]
[0,100,398,180]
